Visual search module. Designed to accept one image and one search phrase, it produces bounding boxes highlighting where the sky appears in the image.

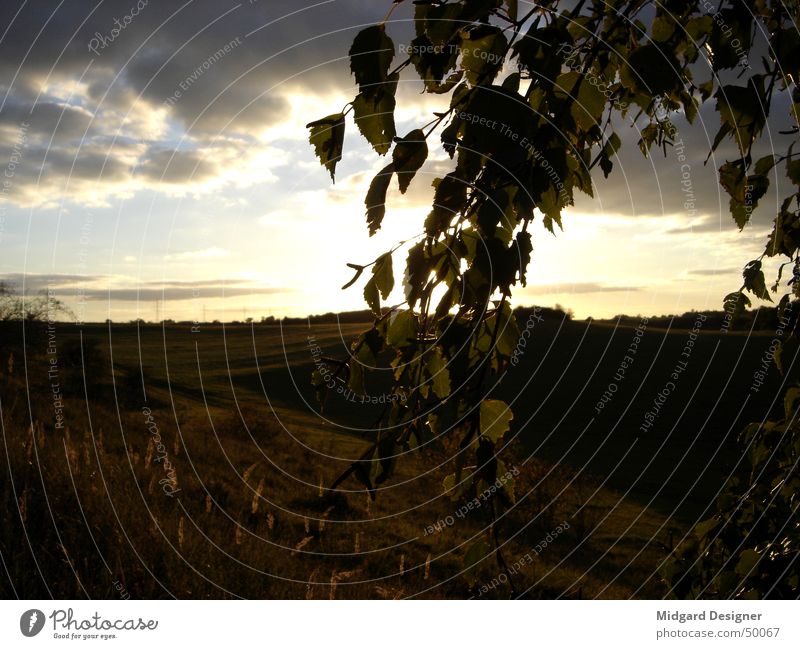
[0,0,793,322]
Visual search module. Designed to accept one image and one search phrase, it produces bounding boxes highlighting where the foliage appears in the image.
[0,281,73,322]
[307,0,800,593]
[662,388,800,598]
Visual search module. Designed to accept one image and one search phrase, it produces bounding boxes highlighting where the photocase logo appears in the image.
[20,609,45,637]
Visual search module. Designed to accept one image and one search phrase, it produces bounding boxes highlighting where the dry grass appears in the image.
[0,321,678,598]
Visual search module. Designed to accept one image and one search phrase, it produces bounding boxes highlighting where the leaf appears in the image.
[403,243,428,308]
[306,113,345,182]
[493,302,521,358]
[387,310,417,348]
[742,260,771,302]
[571,79,606,132]
[754,154,777,176]
[651,16,675,43]
[428,173,467,236]
[723,291,750,325]
[695,517,719,538]
[407,35,460,92]
[392,129,428,194]
[621,44,682,96]
[479,399,513,444]
[735,549,761,577]
[349,25,394,96]
[364,276,381,315]
[463,539,491,587]
[373,253,394,300]
[352,74,398,155]
[715,79,767,155]
[537,186,563,232]
[461,27,507,86]
[365,164,394,235]
[513,25,570,87]
[348,356,365,395]
[719,162,746,203]
[514,231,533,287]
[425,346,451,399]
[788,159,800,187]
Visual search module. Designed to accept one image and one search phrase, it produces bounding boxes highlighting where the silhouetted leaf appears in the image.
[365,163,394,235]
[392,129,428,193]
[480,399,513,443]
[349,25,395,96]
[352,74,399,155]
[306,113,345,181]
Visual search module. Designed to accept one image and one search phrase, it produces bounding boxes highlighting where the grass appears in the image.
[0,314,792,599]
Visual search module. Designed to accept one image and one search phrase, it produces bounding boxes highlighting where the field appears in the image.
[0,313,795,599]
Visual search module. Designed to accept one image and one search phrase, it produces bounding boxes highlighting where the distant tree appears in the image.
[0,282,73,322]
[307,0,799,595]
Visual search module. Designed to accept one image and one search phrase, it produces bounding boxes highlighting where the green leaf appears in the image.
[461,27,507,86]
[571,78,606,132]
[651,16,675,43]
[480,399,513,444]
[392,129,428,194]
[387,310,417,348]
[349,25,394,96]
[352,74,398,155]
[373,253,394,300]
[425,346,451,399]
[365,163,394,236]
[538,186,563,233]
[493,302,521,358]
[364,276,381,315]
[306,113,345,182]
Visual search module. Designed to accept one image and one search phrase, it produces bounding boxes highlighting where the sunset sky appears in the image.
[0,0,793,322]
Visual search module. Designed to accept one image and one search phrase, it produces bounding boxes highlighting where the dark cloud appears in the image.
[0,1,404,204]
[0,272,288,301]
[136,148,216,183]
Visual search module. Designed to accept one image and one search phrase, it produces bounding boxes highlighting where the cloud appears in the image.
[0,0,396,207]
[524,282,642,295]
[165,247,229,260]
[687,268,739,276]
[0,272,288,302]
